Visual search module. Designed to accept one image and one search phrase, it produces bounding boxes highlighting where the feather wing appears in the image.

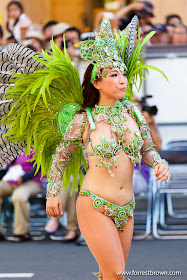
[118,16,168,101]
[0,44,47,166]
[0,40,84,181]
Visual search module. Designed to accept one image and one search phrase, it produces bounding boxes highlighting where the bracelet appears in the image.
[149,154,168,168]
[46,181,61,198]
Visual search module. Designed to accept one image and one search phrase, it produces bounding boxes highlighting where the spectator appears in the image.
[65,27,81,44]
[171,24,187,45]
[0,151,42,242]
[44,177,79,242]
[23,30,45,52]
[64,27,82,57]
[52,23,81,57]
[166,14,182,27]
[133,96,162,194]
[6,1,32,43]
[43,20,58,50]
[0,26,3,51]
[115,1,154,34]
[166,24,175,38]
[166,15,183,39]
[150,24,171,44]
[52,22,70,49]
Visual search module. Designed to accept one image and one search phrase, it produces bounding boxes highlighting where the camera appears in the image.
[61,39,73,50]
[140,95,158,116]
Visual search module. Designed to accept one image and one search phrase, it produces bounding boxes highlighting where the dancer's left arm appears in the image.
[140,129,170,183]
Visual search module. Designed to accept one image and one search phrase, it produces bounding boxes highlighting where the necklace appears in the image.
[93,101,129,141]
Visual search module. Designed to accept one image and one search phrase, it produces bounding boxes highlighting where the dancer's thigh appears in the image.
[76,196,125,273]
[118,217,134,263]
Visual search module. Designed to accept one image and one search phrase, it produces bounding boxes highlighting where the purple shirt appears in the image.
[134,162,150,183]
[6,152,42,187]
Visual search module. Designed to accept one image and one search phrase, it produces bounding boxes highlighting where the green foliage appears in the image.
[63,145,88,196]
[1,40,84,180]
[119,30,168,101]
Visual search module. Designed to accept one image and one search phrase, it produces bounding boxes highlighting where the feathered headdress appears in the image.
[79,19,127,83]
[79,16,168,101]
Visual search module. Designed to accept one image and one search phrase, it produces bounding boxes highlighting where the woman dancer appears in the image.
[0,16,169,280]
[46,19,170,280]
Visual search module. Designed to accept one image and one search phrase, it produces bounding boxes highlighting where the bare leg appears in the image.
[98,218,133,279]
[118,217,134,264]
[76,196,133,280]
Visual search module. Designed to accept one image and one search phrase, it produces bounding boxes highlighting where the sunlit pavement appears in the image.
[0,237,186,280]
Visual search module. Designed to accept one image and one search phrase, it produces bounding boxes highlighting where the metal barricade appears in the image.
[152,163,187,239]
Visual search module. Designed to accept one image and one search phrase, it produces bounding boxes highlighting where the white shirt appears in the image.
[8,13,32,43]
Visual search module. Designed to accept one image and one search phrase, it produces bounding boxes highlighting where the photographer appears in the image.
[115,1,154,35]
[52,22,70,50]
[133,95,162,194]
[52,23,81,57]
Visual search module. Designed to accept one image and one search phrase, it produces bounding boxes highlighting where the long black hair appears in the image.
[81,64,100,110]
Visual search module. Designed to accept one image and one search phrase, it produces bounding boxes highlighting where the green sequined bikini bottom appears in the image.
[79,190,135,231]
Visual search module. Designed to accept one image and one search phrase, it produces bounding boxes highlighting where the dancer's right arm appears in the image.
[46,142,77,218]
[46,112,87,218]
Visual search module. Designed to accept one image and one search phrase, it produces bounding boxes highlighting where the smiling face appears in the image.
[93,67,128,105]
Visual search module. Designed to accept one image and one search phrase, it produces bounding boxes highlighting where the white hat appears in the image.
[25,30,44,42]
[52,22,71,37]
[80,32,95,41]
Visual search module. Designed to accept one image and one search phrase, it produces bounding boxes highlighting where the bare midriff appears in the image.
[81,120,137,206]
[82,153,134,206]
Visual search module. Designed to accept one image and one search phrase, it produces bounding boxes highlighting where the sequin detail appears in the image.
[86,101,145,175]
[122,131,144,165]
[46,142,72,197]
[90,136,121,176]
[79,190,135,231]
[149,153,168,168]
[47,101,167,197]
[57,103,81,135]
[79,19,127,81]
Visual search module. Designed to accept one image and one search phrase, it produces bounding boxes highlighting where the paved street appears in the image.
[0,237,186,280]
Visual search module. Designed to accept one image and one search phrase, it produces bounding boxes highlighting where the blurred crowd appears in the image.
[0,1,187,55]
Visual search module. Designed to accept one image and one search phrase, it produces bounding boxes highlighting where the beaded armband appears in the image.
[148,154,168,168]
[46,181,62,198]
[46,142,72,197]
[64,113,87,141]
[46,140,82,197]
[141,139,156,155]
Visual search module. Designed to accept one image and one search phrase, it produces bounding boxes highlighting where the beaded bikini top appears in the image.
[85,101,145,176]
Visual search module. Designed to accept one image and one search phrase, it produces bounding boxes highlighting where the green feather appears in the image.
[0,39,86,193]
[120,29,168,101]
